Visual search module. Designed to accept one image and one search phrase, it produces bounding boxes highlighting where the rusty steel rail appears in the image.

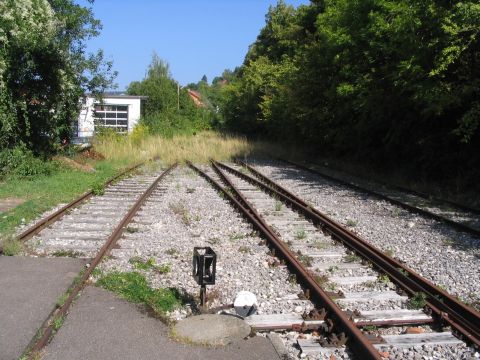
[187,161,382,360]
[278,158,480,238]
[225,160,480,348]
[0,160,152,255]
[26,163,177,358]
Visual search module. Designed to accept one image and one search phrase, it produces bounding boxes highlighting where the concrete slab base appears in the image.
[173,314,251,346]
[43,286,280,360]
[0,256,86,360]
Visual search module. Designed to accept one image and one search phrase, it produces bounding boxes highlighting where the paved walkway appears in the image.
[0,256,86,360]
[43,286,281,360]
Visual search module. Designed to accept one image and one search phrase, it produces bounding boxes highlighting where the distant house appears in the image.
[73,93,147,141]
[187,89,206,108]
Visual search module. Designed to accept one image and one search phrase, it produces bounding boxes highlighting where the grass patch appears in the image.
[312,273,329,286]
[0,158,132,239]
[169,201,191,226]
[165,248,179,256]
[1,237,24,255]
[94,131,252,165]
[91,182,105,196]
[274,201,282,212]
[295,228,307,240]
[52,249,84,258]
[363,325,378,332]
[346,219,358,227]
[379,274,391,284]
[344,253,361,263]
[442,237,455,246]
[56,293,69,308]
[53,316,64,331]
[397,267,409,277]
[384,248,394,257]
[238,245,251,254]
[391,208,401,217]
[229,233,245,241]
[129,257,171,274]
[97,271,180,314]
[94,130,292,166]
[407,292,428,309]
[296,250,313,267]
[314,241,328,250]
[125,226,139,234]
[327,265,339,273]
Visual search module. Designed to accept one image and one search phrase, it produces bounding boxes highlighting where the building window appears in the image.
[94,104,129,132]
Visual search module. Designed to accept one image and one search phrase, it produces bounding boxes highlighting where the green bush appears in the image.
[140,110,211,138]
[0,146,56,179]
[129,124,150,145]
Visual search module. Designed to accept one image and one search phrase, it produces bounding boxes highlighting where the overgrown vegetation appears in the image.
[0,0,115,155]
[218,0,480,195]
[97,271,181,315]
[344,253,361,263]
[0,157,129,239]
[1,237,23,256]
[129,257,171,274]
[407,292,428,310]
[295,228,306,240]
[94,131,272,165]
[52,249,84,258]
[127,54,213,137]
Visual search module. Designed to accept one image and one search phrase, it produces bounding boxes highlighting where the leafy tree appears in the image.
[127,53,178,115]
[0,0,116,154]
[220,0,480,191]
[127,54,213,136]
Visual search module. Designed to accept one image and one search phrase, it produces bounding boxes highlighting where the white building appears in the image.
[73,93,147,140]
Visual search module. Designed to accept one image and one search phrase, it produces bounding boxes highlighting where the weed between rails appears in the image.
[129,257,171,274]
[407,292,428,309]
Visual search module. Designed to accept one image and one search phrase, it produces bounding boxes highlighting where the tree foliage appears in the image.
[221,0,480,189]
[0,0,116,154]
[127,53,212,136]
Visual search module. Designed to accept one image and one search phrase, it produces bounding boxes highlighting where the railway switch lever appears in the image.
[192,247,217,308]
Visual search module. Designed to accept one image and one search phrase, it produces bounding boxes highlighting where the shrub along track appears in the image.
[19,162,176,359]
[189,160,480,359]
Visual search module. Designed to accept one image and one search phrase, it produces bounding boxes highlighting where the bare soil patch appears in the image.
[0,197,25,213]
[53,156,95,173]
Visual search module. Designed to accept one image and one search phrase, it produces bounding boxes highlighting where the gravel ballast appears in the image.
[20,162,479,360]
[246,159,480,310]
[100,166,312,319]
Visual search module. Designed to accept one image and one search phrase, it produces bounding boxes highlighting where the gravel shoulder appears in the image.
[246,159,480,311]
[100,166,311,319]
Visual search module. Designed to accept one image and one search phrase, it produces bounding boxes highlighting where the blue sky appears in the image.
[77,0,309,90]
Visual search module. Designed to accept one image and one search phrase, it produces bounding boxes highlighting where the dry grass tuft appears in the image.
[93,131,290,165]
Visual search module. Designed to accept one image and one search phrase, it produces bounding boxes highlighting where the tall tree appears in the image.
[221,0,480,189]
[127,53,212,135]
[0,0,116,154]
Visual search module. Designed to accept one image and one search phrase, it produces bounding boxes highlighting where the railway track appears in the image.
[189,160,480,359]
[8,159,478,359]
[0,160,149,255]
[22,162,176,358]
[278,159,480,238]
